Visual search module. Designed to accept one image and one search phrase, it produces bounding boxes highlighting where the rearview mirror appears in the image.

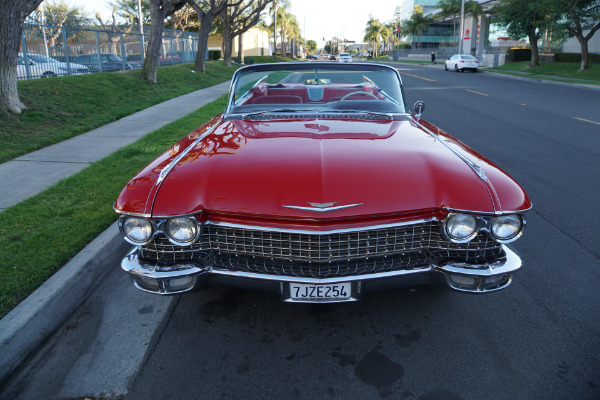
[413,100,425,118]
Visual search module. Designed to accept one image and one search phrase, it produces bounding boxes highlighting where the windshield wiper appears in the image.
[242,108,318,119]
[326,109,395,120]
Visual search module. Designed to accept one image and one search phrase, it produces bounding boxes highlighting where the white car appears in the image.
[445,54,479,72]
[337,53,352,63]
[18,53,89,79]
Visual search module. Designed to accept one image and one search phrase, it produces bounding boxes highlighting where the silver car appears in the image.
[18,53,89,79]
[337,53,352,63]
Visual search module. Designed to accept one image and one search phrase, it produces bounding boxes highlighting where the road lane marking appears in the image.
[573,117,600,126]
[465,89,488,96]
[397,70,436,82]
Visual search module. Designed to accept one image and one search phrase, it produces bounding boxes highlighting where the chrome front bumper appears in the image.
[121,245,522,299]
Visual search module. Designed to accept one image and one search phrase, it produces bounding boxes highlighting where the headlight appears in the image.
[165,217,199,244]
[121,217,153,243]
[444,213,478,242]
[490,214,523,242]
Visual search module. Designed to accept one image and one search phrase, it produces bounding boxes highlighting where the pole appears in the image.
[40,4,50,57]
[459,0,465,54]
[137,0,144,60]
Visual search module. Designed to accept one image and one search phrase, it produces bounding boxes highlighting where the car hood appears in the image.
[116,116,530,220]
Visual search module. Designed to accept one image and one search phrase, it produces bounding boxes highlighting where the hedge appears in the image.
[234,56,254,65]
[208,50,221,60]
[554,52,600,63]
[508,48,531,62]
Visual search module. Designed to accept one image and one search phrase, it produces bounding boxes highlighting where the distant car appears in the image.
[17,53,89,79]
[337,53,352,63]
[74,53,134,72]
[321,54,330,60]
[115,62,531,302]
[330,55,336,60]
[307,54,318,60]
[445,54,479,72]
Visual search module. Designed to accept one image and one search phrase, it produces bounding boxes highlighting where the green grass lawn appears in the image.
[0,96,229,319]
[492,61,600,83]
[0,62,235,163]
[252,55,300,63]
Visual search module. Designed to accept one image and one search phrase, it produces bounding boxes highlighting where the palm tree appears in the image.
[364,17,384,57]
[435,0,461,45]
[380,25,393,54]
[403,12,432,48]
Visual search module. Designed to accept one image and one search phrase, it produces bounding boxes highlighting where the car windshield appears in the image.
[26,54,58,63]
[104,54,122,62]
[461,55,477,60]
[228,63,407,115]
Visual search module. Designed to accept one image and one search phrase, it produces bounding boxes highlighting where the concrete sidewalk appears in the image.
[0,80,231,211]
[0,81,230,384]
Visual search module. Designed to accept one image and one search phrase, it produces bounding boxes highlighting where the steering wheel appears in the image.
[340,91,379,101]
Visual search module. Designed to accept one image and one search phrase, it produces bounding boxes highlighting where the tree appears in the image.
[0,0,44,114]
[219,0,271,66]
[306,39,317,53]
[435,0,460,45]
[403,8,433,48]
[187,0,231,73]
[109,0,151,25]
[364,16,383,57]
[493,0,557,67]
[27,1,89,57]
[141,0,188,82]
[95,8,135,55]
[554,0,600,71]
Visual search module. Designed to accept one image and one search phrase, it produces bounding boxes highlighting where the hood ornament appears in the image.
[283,202,363,214]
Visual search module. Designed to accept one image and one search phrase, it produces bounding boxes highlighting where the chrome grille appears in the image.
[138,221,502,278]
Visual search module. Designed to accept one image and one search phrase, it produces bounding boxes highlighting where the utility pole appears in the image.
[458,0,465,54]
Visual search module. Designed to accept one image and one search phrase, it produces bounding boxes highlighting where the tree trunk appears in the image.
[238,33,244,64]
[194,12,215,73]
[528,29,539,67]
[572,32,589,72]
[222,18,233,67]
[142,1,168,82]
[0,0,44,114]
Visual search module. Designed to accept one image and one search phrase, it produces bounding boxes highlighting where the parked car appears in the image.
[115,62,531,302]
[307,54,318,60]
[445,54,479,72]
[17,53,89,79]
[73,53,135,72]
[337,53,352,62]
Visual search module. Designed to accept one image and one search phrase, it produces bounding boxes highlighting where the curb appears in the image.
[0,221,128,384]
[480,69,600,91]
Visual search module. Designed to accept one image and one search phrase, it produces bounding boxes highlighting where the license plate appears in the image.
[289,282,352,301]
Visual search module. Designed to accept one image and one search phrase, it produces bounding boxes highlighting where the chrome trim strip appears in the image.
[207,266,432,284]
[443,206,532,215]
[157,121,222,185]
[207,218,437,235]
[113,207,151,218]
[282,203,363,213]
[434,245,521,277]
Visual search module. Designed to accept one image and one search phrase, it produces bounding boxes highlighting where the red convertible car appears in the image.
[114,62,531,302]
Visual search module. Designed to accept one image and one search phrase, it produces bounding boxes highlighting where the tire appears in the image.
[454,64,459,72]
[444,63,448,71]
[473,69,478,73]
[42,71,57,78]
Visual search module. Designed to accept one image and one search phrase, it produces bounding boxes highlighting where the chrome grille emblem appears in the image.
[282,202,363,213]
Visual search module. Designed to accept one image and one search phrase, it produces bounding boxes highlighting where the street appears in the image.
[2,64,599,400]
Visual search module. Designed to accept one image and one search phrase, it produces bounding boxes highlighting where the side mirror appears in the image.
[413,100,425,118]
[29,60,36,65]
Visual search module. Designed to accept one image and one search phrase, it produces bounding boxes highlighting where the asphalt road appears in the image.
[2,64,599,400]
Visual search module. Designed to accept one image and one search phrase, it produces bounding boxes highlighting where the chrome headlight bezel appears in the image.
[489,214,525,243]
[442,213,480,243]
[164,217,201,246]
[119,216,154,245]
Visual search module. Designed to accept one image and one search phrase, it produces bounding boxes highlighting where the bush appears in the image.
[126,54,142,62]
[554,52,600,64]
[509,48,531,62]
[234,56,254,65]
[208,50,221,60]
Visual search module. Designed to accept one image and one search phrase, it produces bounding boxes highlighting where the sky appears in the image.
[63,0,404,48]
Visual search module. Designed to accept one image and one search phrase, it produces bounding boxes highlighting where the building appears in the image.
[207,27,271,57]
